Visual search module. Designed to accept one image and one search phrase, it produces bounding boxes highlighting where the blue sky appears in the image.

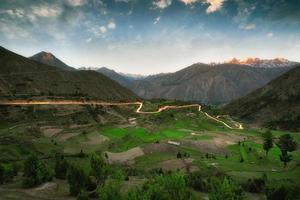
[0,0,299,74]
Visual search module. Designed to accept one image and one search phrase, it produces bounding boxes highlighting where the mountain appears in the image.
[224,65,300,131]
[226,57,297,68]
[29,51,75,70]
[96,67,134,88]
[0,47,138,101]
[128,63,296,104]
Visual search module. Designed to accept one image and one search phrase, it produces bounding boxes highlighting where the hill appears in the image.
[129,63,295,104]
[0,46,139,101]
[29,51,75,70]
[224,65,300,131]
[96,67,134,88]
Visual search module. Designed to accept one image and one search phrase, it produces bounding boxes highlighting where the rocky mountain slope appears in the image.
[29,51,75,70]
[224,65,300,131]
[129,63,296,104]
[0,47,138,101]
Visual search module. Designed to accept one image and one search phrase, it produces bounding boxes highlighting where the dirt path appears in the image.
[0,100,243,129]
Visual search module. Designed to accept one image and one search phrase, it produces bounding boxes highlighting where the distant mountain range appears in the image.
[225,57,297,68]
[26,50,298,104]
[0,47,138,101]
[95,61,297,104]
[29,51,75,71]
[224,65,300,131]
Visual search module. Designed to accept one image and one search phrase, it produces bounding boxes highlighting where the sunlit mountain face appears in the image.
[1,0,299,74]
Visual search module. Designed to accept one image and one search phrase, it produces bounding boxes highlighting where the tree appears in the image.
[209,177,245,200]
[55,154,68,179]
[97,180,122,200]
[277,134,297,167]
[262,130,273,156]
[67,164,87,196]
[126,172,194,200]
[22,154,52,188]
[77,189,89,200]
[0,164,4,184]
[90,153,107,185]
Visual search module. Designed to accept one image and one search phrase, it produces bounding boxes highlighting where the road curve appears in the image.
[0,100,243,130]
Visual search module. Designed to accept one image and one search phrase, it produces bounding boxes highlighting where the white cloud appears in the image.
[100,26,107,33]
[205,0,225,14]
[86,37,92,43]
[243,23,256,30]
[267,32,274,38]
[5,9,25,18]
[154,16,161,25]
[108,21,116,29]
[153,0,172,9]
[0,21,30,39]
[67,0,87,7]
[179,0,199,4]
[31,4,62,17]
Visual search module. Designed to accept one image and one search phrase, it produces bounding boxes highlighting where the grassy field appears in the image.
[0,102,299,199]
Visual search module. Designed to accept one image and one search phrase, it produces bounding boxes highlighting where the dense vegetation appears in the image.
[224,65,300,131]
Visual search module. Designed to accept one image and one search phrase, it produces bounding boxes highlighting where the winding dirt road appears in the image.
[0,100,243,129]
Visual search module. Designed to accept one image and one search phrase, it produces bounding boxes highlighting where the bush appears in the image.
[22,154,52,188]
[209,177,245,200]
[243,177,265,193]
[266,184,298,200]
[97,180,122,200]
[55,154,68,179]
[126,172,195,200]
[67,164,87,196]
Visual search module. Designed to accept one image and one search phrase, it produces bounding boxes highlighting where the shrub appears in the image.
[243,177,265,193]
[55,154,68,179]
[209,177,245,200]
[266,184,298,200]
[22,154,52,188]
[67,164,87,196]
[97,180,122,200]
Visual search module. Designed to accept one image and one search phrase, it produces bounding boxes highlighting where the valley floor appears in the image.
[0,100,299,199]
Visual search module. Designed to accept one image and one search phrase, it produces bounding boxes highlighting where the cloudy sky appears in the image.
[1,0,300,74]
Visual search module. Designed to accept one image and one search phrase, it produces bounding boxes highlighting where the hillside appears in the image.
[129,63,294,104]
[96,67,134,88]
[29,51,75,70]
[0,47,138,101]
[224,65,300,131]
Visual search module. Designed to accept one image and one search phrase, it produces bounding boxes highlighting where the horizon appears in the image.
[1,0,300,74]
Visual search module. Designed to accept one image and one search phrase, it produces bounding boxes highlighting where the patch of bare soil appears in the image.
[143,143,179,155]
[58,132,80,142]
[182,132,245,154]
[106,147,144,165]
[148,158,198,172]
[41,127,63,137]
[0,180,73,200]
[69,124,93,129]
[84,134,109,145]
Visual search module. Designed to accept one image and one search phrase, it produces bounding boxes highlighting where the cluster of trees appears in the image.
[262,131,297,167]
[0,162,18,184]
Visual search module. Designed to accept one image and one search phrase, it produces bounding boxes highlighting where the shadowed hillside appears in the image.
[0,47,139,101]
[224,65,300,131]
[129,63,295,104]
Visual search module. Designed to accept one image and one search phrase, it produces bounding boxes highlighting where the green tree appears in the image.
[67,164,87,196]
[126,172,194,200]
[22,154,52,188]
[0,164,4,184]
[55,154,68,179]
[90,153,107,185]
[209,177,245,200]
[277,134,297,167]
[97,180,122,200]
[262,130,273,156]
